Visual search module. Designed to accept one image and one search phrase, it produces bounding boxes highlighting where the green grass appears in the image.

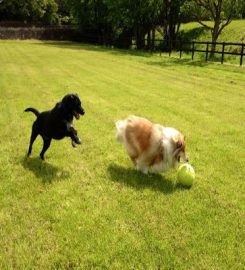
[0,40,244,269]
[179,20,245,43]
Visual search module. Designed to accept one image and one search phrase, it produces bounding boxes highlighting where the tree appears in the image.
[67,0,113,44]
[156,0,187,49]
[68,0,187,49]
[187,0,243,56]
[106,0,162,49]
[0,0,59,24]
[241,1,245,18]
[54,0,72,24]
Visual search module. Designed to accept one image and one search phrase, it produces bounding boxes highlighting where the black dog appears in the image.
[25,93,85,160]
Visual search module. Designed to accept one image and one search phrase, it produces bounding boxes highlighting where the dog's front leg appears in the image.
[66,122,81,147]
[136,160,149,174]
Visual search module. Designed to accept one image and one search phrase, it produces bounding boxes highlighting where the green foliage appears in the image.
[0,0,243,45]
[0,0,59,24]
[0,0,187,47]
[0,40,244,269]
[183,0,243,21]
[106,0,163,47]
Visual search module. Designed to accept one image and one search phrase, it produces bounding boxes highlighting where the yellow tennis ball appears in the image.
[177,163,195,187]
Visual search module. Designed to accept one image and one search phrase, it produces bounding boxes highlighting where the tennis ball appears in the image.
[177,163,195,187]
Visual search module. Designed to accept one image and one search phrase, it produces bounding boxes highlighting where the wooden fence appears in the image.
[149,40,244,66]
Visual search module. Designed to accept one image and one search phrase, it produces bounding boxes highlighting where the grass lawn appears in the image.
[0,40,244,269]
[179,20,245,43]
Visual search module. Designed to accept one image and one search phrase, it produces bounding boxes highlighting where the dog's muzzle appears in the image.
[73,109,85,119]
[74,111,80,119]
[178,155,189,163]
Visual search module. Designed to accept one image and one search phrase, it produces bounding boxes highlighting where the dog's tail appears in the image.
[115,120,126,143]
[24,107,40,117]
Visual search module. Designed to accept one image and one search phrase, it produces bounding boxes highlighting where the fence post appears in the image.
[240,43,244,66]
[205,42,209,61]
[221,42,225,64]
[191,41,195,60]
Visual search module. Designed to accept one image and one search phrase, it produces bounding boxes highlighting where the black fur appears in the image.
[25,93,85,160]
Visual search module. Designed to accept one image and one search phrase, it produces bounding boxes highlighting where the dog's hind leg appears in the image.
[40,137,52,160]
[27,123,39,157]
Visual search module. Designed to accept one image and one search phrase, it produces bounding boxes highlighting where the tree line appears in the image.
[0,0,244,49]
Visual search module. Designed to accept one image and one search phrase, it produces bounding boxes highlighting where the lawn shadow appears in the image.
[21,156,70,184]
[147,57,211,68]
[30,41,153,58]
[108,163,180,194]
[36,41,213,68]
[30,41,239,68]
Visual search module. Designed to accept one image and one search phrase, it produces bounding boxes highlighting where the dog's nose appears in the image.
[184,155,189,162]
[79,109,85,115]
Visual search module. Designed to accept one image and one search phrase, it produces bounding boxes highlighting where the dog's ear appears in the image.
[172,135,185,160]
[173,134,184,148]
[172,134,188,161]
[176,139,183,149]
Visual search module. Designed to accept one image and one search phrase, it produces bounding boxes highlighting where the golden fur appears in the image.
[116,115,188,174]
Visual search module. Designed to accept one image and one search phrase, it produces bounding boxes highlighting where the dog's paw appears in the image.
[76,137,82,144]
[136,164,149,174]
[72,137,81,147]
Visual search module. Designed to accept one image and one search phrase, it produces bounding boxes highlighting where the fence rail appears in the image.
[151,40,244,66]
